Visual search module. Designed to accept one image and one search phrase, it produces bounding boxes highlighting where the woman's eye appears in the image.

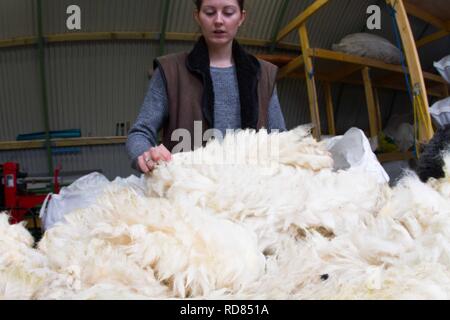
[204,11,215,16]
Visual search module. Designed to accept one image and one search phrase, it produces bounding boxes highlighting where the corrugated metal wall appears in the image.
[0,46,42,140]
[0,0,448,180]
[0,0,35,38]
[0,145,131,179]
[45,41,156,136]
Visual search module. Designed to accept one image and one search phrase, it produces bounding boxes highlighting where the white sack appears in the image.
[430,97,450,128]
[39,172,110,231]
[332,33,402,64]
[434,55,450,84]
[326,127,390,183]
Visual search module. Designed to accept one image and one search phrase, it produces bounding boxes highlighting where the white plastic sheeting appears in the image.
[434,54,450,84]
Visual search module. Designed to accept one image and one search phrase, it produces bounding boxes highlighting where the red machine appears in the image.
[1,162,60,224]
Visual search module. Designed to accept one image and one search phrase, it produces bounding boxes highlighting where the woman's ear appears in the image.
[239,10,247,27]
[193,10,200,26]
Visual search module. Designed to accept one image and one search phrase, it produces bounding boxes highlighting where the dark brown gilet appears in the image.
[155,43,278,153]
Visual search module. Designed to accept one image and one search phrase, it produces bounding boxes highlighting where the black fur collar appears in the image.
[186,36,261,129]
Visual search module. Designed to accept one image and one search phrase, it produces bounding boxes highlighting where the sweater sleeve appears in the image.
[267,86,287,132]
[126,68,169,169]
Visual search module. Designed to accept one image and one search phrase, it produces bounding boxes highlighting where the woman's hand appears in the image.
[137,144,172,173]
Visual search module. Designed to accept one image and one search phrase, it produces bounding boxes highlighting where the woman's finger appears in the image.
[137,155,149,173]
[158,144,172,161]
[143,151,156,171]
[146,159,155,171]
[149,147,162,162]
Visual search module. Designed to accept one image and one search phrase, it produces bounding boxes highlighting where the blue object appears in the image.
[17,129,82,155]
[52,147,81,155]
[17,129,81,141]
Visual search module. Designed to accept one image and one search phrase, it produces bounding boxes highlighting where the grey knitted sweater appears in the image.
[126,66,286,166]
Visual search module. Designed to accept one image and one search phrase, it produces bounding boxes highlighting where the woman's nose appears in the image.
[214,13,224,24]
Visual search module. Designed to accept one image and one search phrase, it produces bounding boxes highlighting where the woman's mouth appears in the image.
[213,30,227,35]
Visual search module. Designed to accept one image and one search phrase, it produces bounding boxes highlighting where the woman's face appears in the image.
[194,0,246,47]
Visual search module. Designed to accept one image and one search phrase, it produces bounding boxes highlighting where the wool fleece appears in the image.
[1,126,449,299]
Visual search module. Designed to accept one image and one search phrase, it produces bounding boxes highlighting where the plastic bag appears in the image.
[110,174,147,195]
[326,127,390,184]
[332,33,402,64]
[39,172,110,231]
[434,55,450,84]
[383,113,415,152]
[430,97,450,128]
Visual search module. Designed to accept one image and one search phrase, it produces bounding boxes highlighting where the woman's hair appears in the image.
[194,0,244,11]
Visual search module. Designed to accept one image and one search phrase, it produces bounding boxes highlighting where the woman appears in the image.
[126,0,286,173]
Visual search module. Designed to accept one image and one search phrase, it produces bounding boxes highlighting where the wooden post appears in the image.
[362,67,380,138]
[323,82,336,135]
[277,56,305,79]
[374,88,383,131]
[386,0,434,143]
[276,0,329,43]
[299,24,321,140]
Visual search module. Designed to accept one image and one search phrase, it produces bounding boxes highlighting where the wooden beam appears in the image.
[288,71,332,82]
[255,54,297,67]
[56,137,127,147]
[309,48,446,85]
[0,36,36,48]
[362,67,380,138]
[165,33,299,50]
[386,0,433,143]
[0,32,301,51]
[47,32,157,43]
[323,82,336,135]
[277,55,304,79]
[377,70,446,88]
[416,30,450,48]
[327,64,363,82]
[317,65,445,98]
[0,137,127,151]
[276,0,329,43]
[403,2,447,30]
[299,25,321,140]
[422,71,448,84]
[377,151,413,163]
[329,76,445,98]
[287,71,306,79]
[309,48,402,73]
[373,82,444,98]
